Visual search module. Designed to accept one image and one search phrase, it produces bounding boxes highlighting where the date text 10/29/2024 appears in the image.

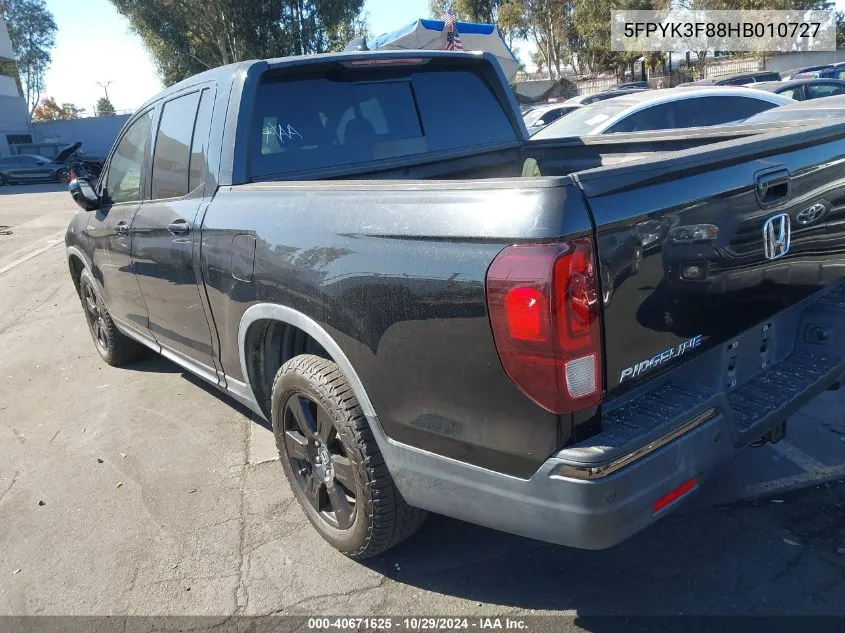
[307,617,530,631]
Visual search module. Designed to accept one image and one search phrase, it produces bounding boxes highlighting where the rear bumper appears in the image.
[372,283,845,550]
[373,406,736,550]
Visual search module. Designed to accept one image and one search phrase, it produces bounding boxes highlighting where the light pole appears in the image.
[96,81,113,102]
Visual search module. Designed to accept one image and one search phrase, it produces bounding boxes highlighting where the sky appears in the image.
[42,0,434,112]
[42,0,845,113]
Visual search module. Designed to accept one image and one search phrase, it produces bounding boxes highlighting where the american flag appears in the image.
[442,8,463,51]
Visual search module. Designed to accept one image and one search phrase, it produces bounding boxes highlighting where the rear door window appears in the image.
[152,91,201,199]
[190,89,214,191]
[683,96,776,126]
[607,103,681,133]
[251,68,515,178]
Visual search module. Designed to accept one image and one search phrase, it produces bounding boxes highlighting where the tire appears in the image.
[272,354,427,559]
[77,268,143,366]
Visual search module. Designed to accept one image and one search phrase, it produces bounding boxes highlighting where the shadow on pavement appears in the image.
[365,481,844,616]
[131,352,271,430]
[102,338,845,617]
[121,353,182,374]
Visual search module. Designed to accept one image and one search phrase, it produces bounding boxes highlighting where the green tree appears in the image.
[0,0,57,117]
[110,0,367,86]
[32,96,84,122]
[673,0,831,75]
[530,48,546,74]
[429,0,499,22]
[497,0,528,48]
[96,96,116,116]
[571,0,658,77]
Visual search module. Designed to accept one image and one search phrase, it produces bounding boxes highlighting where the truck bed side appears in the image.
[201,178,595,477]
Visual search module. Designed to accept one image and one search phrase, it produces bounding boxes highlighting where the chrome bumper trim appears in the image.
[552,407,718,481]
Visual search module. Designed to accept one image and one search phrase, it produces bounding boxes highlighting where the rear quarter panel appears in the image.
[200,179,593,476]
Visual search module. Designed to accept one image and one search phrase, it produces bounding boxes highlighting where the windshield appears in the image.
[532,101,632,139]
[523,108,548,127]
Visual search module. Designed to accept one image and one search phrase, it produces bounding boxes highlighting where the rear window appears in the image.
[250,69,515,178]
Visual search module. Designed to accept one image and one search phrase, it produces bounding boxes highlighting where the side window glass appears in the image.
[106,110,153,204]
[608,103,678,133]
[541,109,563,125]
[808,83,844,98]
[780,87,804,101]
[152,91,201,199]
[189,89,214,192]
[685,97,774,127]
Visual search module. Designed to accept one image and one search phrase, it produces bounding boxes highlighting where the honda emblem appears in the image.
[763,213,791,260]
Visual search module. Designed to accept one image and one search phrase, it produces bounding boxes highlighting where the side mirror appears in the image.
[69,178,101,211]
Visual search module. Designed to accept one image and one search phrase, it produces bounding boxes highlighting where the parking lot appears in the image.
[0,187,844,624]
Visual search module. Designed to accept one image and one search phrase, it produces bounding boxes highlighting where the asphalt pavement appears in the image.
[0,186,843,627]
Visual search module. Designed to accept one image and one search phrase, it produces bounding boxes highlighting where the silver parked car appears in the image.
[532,87,793,139]
[0,144,83,185]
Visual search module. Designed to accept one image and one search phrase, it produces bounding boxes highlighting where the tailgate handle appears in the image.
[755,169,790,208]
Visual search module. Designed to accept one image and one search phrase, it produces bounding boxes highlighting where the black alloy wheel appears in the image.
[76,268,142,366]
[271,354,427,558]
[82,277,110,355]
[282,391,357,530]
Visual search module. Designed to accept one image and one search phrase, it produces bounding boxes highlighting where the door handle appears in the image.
[115,221,130,235]
[167,219,190,236]
[755,168,790,208]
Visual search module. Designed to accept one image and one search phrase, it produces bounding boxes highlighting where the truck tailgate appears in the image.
[575,122,845,400]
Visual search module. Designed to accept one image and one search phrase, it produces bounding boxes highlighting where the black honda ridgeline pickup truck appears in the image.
[65,50,845,558]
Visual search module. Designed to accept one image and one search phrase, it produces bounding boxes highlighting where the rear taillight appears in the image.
[486,237,602,414]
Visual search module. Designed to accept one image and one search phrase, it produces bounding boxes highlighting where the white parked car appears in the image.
[532,87,794,138]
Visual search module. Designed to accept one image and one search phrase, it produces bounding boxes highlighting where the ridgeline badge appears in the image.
[620,335,703,383]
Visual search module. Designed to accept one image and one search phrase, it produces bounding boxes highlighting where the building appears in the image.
[0,17,32,157]
[33,114,130,159]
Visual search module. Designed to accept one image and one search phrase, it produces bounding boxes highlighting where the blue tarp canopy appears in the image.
[371,19,519,82]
